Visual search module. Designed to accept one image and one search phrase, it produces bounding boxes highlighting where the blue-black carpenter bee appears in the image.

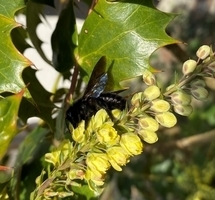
[66,57,126,128]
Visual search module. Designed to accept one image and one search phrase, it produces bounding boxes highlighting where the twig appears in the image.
[65,60,79,105]
[145,129,215,153]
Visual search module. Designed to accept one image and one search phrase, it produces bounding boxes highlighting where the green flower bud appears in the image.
[44,190,58,198]
[196,45,210,60]
[138,129,158,144]
[58,192,74,198]
[131,92,144,106]
[138,117,159,132]
[166,84,177,92]
[171,90,191,105]
[143,85,160,101]
[150,99,170,112]
[191,86,208,100]
[107,146,129,171]
[155,112,177,128]
[173,104,193,116]
[142,70,156,85]
[190,79,206,88]
[182,59,197,75]
[120,133,143,156]
[203,56,211,63]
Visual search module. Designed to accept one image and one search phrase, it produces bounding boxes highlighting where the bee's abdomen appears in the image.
[66,93,126,129]
[98,93,126,110]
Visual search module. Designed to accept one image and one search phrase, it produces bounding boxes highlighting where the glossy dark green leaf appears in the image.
[0,0,31,97]
[0,166,14,183]
[55,100,67,140]
[10,126,50,200]
[0,89,25,160]
[72,184,97,200]
[11,27,31,54]
[51,0,78,73]
[20,67,56,130]
[31,0,55,7]
[78,0,178,89]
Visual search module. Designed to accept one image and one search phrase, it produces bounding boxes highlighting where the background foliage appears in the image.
[0,0,215,199]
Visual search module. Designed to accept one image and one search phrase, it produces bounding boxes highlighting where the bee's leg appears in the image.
[95,99,116,121]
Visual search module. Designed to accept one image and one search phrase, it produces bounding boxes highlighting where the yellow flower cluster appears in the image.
[35,44,215,199]
[43,108,145,194]
[74,109,143,190]
[129,84,177,144]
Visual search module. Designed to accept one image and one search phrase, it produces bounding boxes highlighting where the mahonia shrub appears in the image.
[0,0,215,199]
[31,45,215,199]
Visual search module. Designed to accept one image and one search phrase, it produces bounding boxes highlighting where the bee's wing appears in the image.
[83,56,108,99]
[84,73,108,98]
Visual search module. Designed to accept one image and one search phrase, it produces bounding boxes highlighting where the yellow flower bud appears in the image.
[142,70,156,85]
[111,109,122,120]
[150,99,170,112]
[45,140,71,166]
[88,109,109,131]
[131,92,144,106]
[143,85,160,101]
[182,59,197,75]
[173,104,193,116]
[196,45,210,60]
[120,133,143,156]
[106,146,129,171]
[96,123,119,146]
[86,153,110,174]
[85,168,105,186]
[171,90,191,105]
[44,190,58,198]
[138,117,159,132]
[45,151,61,166]
[155,112,177,128]
[191,86,208,100]
[73,120,85,143]
[138,129,158,144]
[68,168,85,180]
[93,109,109,129]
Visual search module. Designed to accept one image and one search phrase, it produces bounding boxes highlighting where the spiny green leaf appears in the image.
[0,0,25,18]
[0,0,31,97]
[0,89,25,160]
[78,0,178,90]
